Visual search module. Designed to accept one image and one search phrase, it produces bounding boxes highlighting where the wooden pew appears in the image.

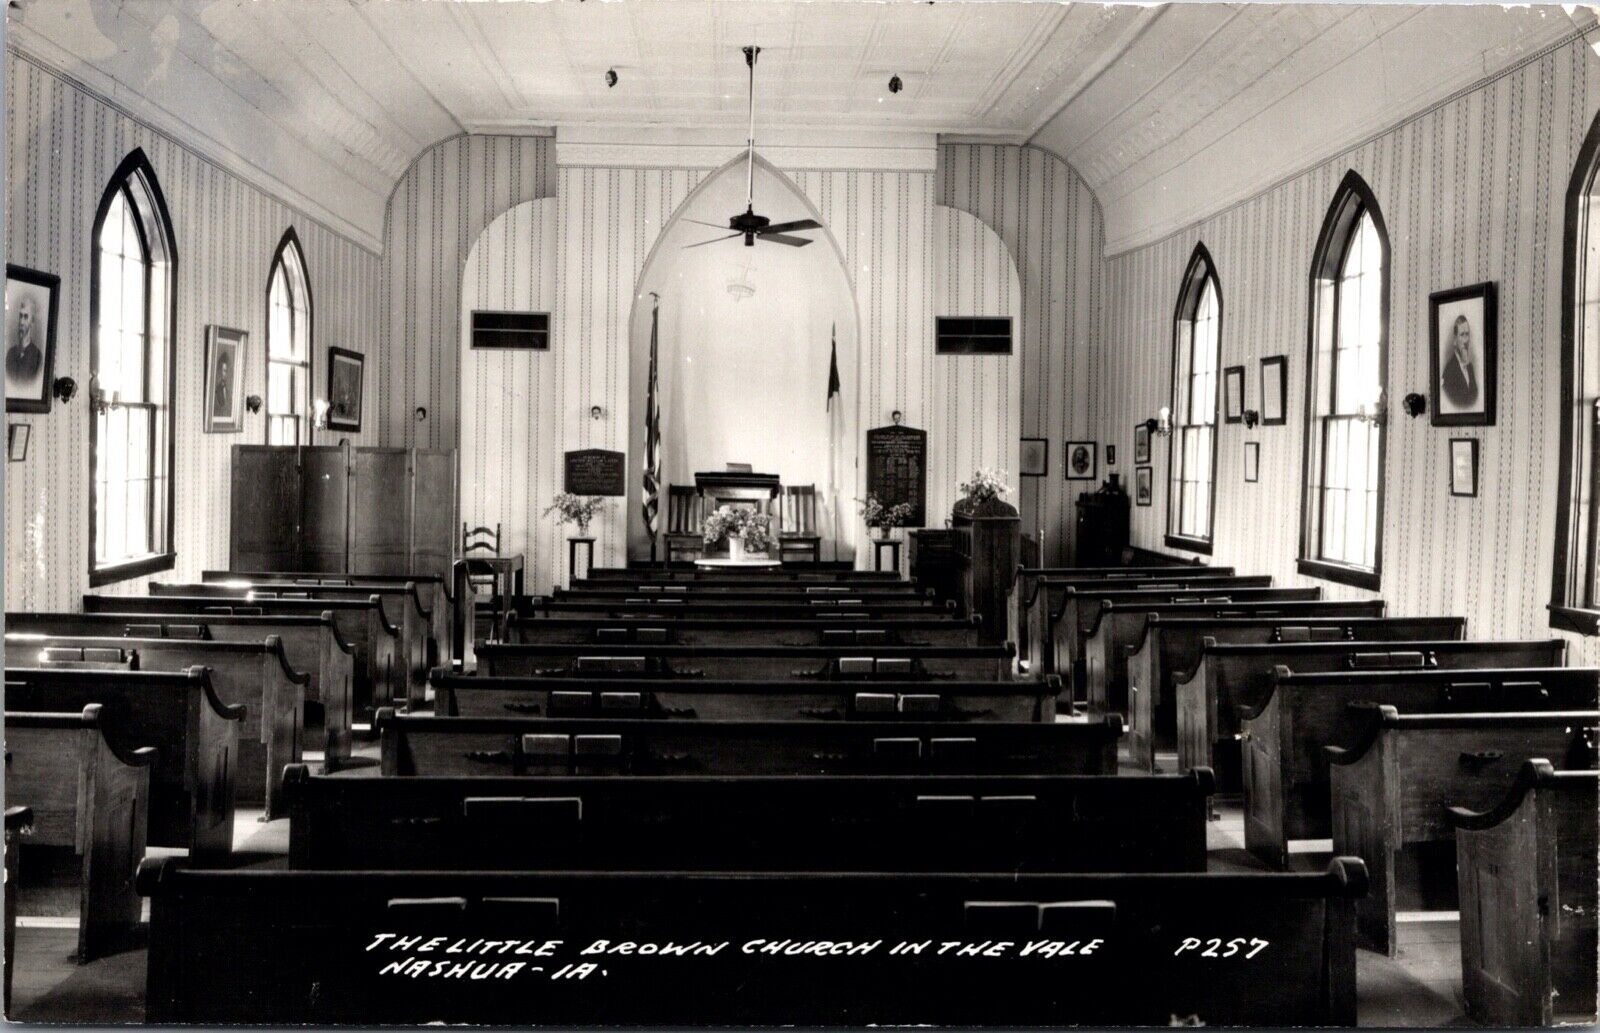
[1178,637,1564,792]
[474,641,1015,683]
[139,855,1365,1025]
[1081,593,1372,715]
[518,597,956,620]
[1127,614,1466,773]
[8,610,355,764]
[432,673,1058,723]
[4,804,30,1011]
[286,766,1212,873]
[584,566,904,581]
[1450,760,1598,1026]
[1014,565,1234,674]
[7,633,309,817]
[200,570,455,672]
[6,706,154,961]
[87,592,403,714]
[1328,707,1598,955]
[4,667,242,855]
[1239,667,1599,867]
[564,580,926,596]
[377,710,1121,777]
[506,614,982,649]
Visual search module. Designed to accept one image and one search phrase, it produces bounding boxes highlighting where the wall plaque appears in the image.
[865,425,927,527]
[564,449,626,497]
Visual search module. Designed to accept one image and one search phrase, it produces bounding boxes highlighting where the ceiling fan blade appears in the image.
[684,218,734,230]
[760,233,813,247]
[684,233,742,249]
[760,219,822,235]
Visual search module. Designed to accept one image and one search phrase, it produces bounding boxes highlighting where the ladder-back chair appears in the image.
[665,486,705,562]
[779,484,822,565]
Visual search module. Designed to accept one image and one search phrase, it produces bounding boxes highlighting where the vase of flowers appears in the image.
[954,468,1014,519]
[858,493,913,539]
[702,505,773,561]
[544,492,609,536]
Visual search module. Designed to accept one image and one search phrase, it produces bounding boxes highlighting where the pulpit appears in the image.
[694,471,781,512]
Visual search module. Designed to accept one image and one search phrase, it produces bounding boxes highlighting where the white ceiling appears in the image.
[7,1,1587,252]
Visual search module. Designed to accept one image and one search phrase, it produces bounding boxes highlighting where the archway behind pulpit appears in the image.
[626,156,860,564]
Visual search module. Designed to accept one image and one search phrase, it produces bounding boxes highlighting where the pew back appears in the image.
[474,642,1015,682]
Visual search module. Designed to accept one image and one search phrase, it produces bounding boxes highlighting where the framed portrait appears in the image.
[1019,437,1048,477]
[203,326,246,433]
[1449,437,1479,497]
[1223,365,1246,424]
[1065,440,1097,481]
[1134,466,1153,506]
[7,422,29,462]
[1244,441,1260,483]
[1259,356,1287,426]
[1430,281,1496,426]
[5,265,60,414]
[1105,444,1116,467]
[327,348,365,432]
[1133,423,1151,464]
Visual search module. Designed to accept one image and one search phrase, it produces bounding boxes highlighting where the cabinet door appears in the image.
[230,446,302,570]
[300,447,350,573]
[349,449,411,575]
[410,449,457,582]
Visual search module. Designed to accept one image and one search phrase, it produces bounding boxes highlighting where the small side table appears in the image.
[567,537,595,584]
[872,537,903,574]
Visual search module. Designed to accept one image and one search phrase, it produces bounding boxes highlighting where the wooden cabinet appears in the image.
[1073,485,1129,567]
[229,444,457,580]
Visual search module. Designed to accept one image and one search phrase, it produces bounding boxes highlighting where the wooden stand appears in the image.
[952,496,1021,645]
[871,537,902,574]
[567,537,595,584]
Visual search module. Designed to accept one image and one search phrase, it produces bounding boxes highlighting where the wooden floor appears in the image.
[6,737,1473,1026]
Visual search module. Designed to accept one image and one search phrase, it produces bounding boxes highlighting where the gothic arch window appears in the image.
[266,228,312,445]
[1166,243,1221,553]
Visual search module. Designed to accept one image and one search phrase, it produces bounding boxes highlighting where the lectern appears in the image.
[694,471,780,513]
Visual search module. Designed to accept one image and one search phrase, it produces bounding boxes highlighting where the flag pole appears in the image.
[643,292,663,567]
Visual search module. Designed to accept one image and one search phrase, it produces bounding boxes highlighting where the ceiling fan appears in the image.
[685,45,822,249]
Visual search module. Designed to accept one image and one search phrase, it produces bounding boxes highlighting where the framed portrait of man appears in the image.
[327,347,365,433]
[1429,282,1497,426]
[204,326,246,433]
[1019,437,1048,477]
[1065,440,1097,481]
[5,264,60,414]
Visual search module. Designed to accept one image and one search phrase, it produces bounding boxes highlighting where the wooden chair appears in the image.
[665,486,705,562]
[779,484,821,564]
[461,522,506,642]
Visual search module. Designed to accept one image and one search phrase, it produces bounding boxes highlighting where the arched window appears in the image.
[1298,171,1389,590]
[1552,110,1600,633]
[266,229,312,445]
[1166,243,1221,552]
[90,149,176,585]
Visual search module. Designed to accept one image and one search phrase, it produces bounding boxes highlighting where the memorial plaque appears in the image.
[865,425,927,527]
[564,449,626,496]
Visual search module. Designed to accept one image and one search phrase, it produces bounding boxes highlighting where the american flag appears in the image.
[642,295,662,545]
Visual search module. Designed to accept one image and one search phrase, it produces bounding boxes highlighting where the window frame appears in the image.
[1297,170,1390,592]
[1164,242,1222,555]
[265,227,314,447]
[1551,109,1600,635]
[87,148,177,588]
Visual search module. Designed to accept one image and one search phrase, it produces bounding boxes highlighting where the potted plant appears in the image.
[954,468,1014,518]
[543,492,609,537]
[858,493,913,539]
[702,505,773,562]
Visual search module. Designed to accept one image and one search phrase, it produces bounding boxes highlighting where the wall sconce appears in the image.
[1151,406,1173,437]
[891,410,904,426]
[51,377,77,404]
[605,69,619,88]
[312,399,331,430]
[414,406,428,423]
[888,74,903,94]
[590,405,605,420]
[1242,409,1260,429]
[1402,393,1427,419]
[245,394,263,414]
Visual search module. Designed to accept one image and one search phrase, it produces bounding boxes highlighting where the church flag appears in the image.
[642,295,663,543]
[825,325,843,560]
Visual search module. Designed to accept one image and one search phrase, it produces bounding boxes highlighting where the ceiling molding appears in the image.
[556,125,938,172]
[6,33,383,253]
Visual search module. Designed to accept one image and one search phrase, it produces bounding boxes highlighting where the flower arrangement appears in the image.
[543,492,609,535]
[957,468,1010,505]
[858,494,913,536]
[702,505,773,553]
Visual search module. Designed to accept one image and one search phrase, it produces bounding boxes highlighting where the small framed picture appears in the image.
[6,264,60,414]
[1134,466,1153,506]
[1449,437,1479,497]
[7,422,30,462]
[1223,366,1246,424]
[1431,282,1496,426]
[327,347,365,432]
[1244,441,1260,483]
[1065,441,1097,481]
[1260,356,1287,426]
[1019,437,1049,477]
[1105,444,1116,467]
[1133,423,1151,464]
[203,326,247,433]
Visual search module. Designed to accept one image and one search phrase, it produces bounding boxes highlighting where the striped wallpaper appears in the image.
[937,144,1106,565]
[4,51,381,612]
[1094,35,1600,658]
